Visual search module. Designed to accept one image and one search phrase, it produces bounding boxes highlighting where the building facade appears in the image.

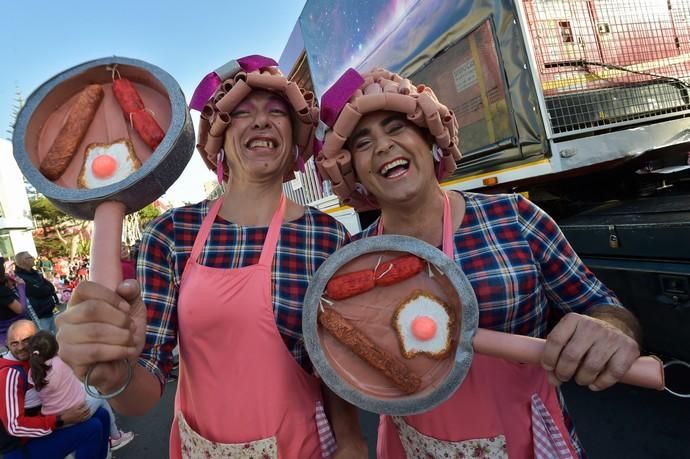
[0,138,37,258]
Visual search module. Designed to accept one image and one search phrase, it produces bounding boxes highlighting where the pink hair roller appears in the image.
[322,157,344,184]
[363,82,383,95]
[332,103,362,139]
[209,112,231,137]
[383,93,417,115]
[216,80,252,114]
[355,93,387,114]
[285,82,308,116]
[425,112,445,137]
[324,130,347,153]
[246,72,288,91]
[205,132,223,157]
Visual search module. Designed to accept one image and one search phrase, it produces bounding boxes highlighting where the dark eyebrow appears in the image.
[350,126,371,144]
[350,114,403,145]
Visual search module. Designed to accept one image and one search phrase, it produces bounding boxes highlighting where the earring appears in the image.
[431,143,443,162]
[354,182,369,195]
[216,150,225,184]
[294,146,305,173]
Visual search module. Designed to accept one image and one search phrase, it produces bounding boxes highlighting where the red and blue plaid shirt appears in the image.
[360,191,623,458]
[360,191,622,335]
[137,200,350,384]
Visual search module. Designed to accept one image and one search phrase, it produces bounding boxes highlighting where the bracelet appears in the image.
[84,359,133,400]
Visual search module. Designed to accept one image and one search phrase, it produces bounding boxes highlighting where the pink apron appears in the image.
[172,195,327,459]
[377,193,578,458]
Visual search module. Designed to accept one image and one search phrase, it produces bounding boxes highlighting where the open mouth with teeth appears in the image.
[246,138,278,150]
[379,158,410,178]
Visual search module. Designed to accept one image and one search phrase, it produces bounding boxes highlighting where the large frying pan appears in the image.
[303,235,665,415]
[13,57,195,396]
[13,56,194,291]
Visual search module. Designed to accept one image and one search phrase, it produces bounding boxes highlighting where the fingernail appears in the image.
[589,384,601,392]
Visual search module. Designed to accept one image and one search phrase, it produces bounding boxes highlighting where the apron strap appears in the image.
[258,194,286,267]
[188,197,226,264]
[441,192,454,259]
[377,192,454,258]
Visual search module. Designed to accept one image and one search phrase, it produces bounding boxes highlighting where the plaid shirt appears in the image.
[137,200,350,384]
[361,192,622,334]
[361,191,622,457]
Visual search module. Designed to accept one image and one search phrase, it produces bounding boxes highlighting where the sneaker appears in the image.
[110,430,135,451]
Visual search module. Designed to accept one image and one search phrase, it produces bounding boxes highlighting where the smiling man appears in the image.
[0,320,110,458]
[316,68,642,459]
[56,56,365,459]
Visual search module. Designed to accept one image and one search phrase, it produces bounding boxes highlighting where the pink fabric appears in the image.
[30,357,85,416]
[189,55,279,111]
[376,192,577,458]
[189,72,222,111]
[171,195,327,459]
[532,394,574,459]
[236,55,278,73]
[316,400,337,456]
[319,68,365,129]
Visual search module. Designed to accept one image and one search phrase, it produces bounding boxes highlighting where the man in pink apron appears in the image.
[315,68,642,458]
[56,56,367,458]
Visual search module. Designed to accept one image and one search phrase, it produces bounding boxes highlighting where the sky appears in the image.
[1,0,306,204]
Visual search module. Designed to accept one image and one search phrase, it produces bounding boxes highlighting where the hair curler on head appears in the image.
[189,55,318,182]
[315,68,462,211]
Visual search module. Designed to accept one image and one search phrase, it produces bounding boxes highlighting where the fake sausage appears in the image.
[319,308,421,394]
[40,84,104,180]
[112,78,165,150]
[326,269,375,300]
[374,255,425,287]
[325,255,426,300]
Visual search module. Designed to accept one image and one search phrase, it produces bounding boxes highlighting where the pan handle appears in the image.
[472,328,665,391]
[89,201,126,290]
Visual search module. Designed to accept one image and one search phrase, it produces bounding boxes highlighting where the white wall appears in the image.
[0,138,37,257]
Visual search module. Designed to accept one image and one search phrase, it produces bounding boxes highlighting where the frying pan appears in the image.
[13,56,193,289]
[12,56,195,395]
[303,235,665,415]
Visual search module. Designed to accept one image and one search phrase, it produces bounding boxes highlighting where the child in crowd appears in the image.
[27,331,135,451]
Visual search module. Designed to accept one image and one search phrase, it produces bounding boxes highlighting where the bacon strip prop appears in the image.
[319,308,421,394]
[112,78,165,150]
[39,84,104,180]
[325,255,425,300]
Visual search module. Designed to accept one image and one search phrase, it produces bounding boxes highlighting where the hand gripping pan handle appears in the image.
[473,329,665,390]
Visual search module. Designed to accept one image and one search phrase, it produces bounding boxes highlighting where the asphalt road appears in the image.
[115,369,690,459]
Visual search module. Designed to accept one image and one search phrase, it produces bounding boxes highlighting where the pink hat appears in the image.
[315,68,461,210]
[190,55,318,181]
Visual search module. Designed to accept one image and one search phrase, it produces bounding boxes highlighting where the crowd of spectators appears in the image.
[0,243,140,456]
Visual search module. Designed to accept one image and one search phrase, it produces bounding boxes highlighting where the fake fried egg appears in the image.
[393,290,455,359]
[78,139,141,189]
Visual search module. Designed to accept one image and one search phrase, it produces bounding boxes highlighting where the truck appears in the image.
[279,0,690,362]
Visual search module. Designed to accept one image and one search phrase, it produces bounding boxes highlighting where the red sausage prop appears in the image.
[112,78,165,149]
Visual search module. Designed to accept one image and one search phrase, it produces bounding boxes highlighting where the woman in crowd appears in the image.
[0,257,24,343]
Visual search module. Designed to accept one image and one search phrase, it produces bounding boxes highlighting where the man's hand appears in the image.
[60,403,91,426]
[542,311,640,391]
[56,279,147,393]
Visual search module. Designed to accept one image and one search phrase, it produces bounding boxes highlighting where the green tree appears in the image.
[29,197,88,258]
[137,203,161,228]
[6,85,24,140]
